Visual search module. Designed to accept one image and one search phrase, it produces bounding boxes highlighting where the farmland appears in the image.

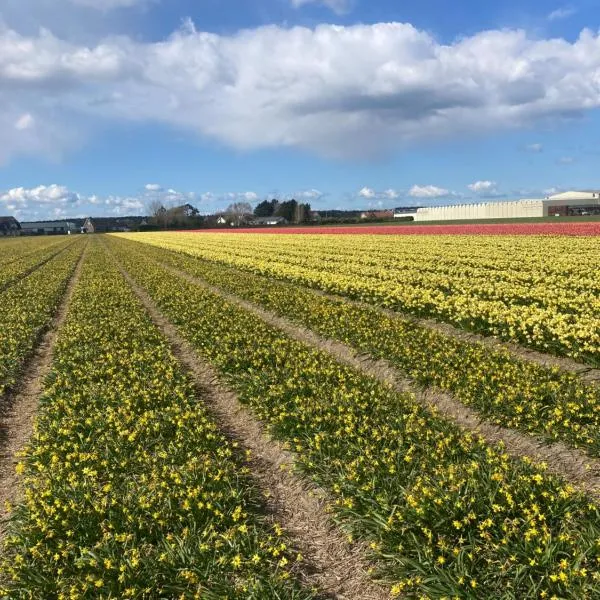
[1,231,600,599]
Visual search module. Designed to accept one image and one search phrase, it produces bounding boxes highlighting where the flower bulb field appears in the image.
[0,231,599,599]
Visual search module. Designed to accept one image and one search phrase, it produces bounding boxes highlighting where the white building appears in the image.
[20,221,77,235]
[412,191,600,222]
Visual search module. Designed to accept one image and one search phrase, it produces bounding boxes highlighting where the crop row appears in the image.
[0,237,69,267]
[0,240,85,399]
[108,237,600,599]
[116,237,600,458]
[0,238,74,290]
[119,232,600,365]
[1,241,313,599]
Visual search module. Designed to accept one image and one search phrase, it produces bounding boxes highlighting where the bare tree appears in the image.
[225,201,253,226]
[148,199,168,229]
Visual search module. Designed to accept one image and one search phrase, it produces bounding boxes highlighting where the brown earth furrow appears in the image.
[112,257,391,600]
[162,263,600,502]
[0,243,87,541]
[306,289,600,384]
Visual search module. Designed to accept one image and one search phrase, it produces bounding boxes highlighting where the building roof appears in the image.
[253,216,288,224]
[0,216,20,224]
[21,221,76,229]
[546,190,600,201]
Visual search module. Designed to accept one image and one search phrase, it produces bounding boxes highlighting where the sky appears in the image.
[0,0,599,220]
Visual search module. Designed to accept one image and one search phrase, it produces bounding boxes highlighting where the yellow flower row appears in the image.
[0,240,84,398]
[107,236,600,599]
[116,237,600,457]
[0,236,74,290]
[1,240,313,599]
[0,235,69,267]
[118,232,600,365]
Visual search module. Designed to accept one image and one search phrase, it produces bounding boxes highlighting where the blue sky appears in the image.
[0,0,599,219]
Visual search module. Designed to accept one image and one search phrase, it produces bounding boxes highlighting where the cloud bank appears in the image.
[2,21,600,163]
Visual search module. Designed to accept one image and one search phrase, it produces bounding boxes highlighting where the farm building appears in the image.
[393,207,423,219]
[0,216,21,236]
[412,191,600,222]
[360,210,394,220]
[82,218,95,233]
[20,221,77,235]
[252,216,288,226]
[83,217,147,233]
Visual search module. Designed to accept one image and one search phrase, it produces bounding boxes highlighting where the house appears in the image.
[393,207,422,220]
[21,221,77,235]
[252,216,288,226]
[84,217,147,233]
[216,216,228,225]
[82,218,95,233]
[0,216,21,236]
[360,210,394,220]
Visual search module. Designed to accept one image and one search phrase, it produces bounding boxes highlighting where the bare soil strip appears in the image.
[306,289,600,385]
[0,244,87,540]
[113,260,390,600]
[163,264,600,502]
[0,243,74,296]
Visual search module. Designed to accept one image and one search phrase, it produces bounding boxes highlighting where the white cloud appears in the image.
[15,113,35,131]
[409,185,450,198]
[557,156,575,164]
[358,187,376,198]
[291,0,351,15]
[2,23,600,161]
[145,183,162,191]
[525,143,543,153]
[0,184,85,220]
[544,186,564,196]
[0,184,81,205]
[294,189,324,201]
[468,180,496,193]
[358,187,400,201]
[467,180,505,198]
[548,7,576,21]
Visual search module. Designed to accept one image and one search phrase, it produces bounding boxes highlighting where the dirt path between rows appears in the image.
[163,264,600,502]
[0,243,87,541]
[113,258,390,600]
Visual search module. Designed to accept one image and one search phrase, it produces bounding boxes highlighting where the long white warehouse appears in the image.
[404,191,600,222]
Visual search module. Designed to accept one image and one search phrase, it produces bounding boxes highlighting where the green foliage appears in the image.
[107,236,600,599]
[1,241,313,599]
[134,242,600,458]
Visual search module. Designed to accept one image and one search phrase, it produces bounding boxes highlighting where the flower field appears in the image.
[111,238,600,458]
[0,239,84,398]
[103,236,600,598]
[118,232,600,365]
[0,237,74,290]
[2,232,600,598]
[2,242,312,599]
[0,236,69,267]
[184,221,600,236]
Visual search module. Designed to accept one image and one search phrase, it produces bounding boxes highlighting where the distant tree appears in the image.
[254,199,279,217]
[225,201,253,226]
[165,203,202,228]
[273,199,312,223]
[275,199,297,222]
[148,199,169,229]
[295,202,312,223]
